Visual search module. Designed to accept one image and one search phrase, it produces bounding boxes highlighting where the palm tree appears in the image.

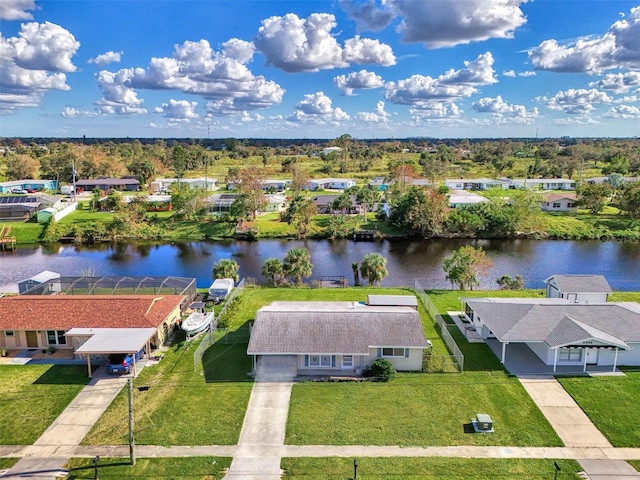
[262,258,284,286]
[283,248,313,285]
[359,253,388,286]
[212,259,240,282]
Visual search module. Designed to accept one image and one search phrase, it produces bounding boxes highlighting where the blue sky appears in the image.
[1,0,639,139]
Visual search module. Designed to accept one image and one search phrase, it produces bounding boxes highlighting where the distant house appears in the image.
[76,178,140,192]
[322,147,342,156]
[263,194,287,213]
[368,177,431,191]
[445,178,509,191]
[151,178,218,192]
[510,178,576,190]
[544,274,612,303]
[0,195,61,221]
[0,179,58,193]
[541,193,577,212]
[447,190,489,208]
[207,193,239,214]
[247,301,430,375]
[261,179,291,192]
[312,194,364,215]
[586,176,640,185]
[18,270,61,294]
[304,178,356,191]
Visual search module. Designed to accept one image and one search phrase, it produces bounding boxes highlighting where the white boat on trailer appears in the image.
[181,311,214,336]
[208,278,234,302]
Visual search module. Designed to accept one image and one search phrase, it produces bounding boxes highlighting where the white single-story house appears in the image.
[445,178,509,191]
[447,190,489,208]
[304,178,357,191]
[0,295,184,376]
[462,297,640,371]
[76,178,140,192]
[544,274,611,303]
[261,179,291,192]
[510,178,576,190]
[247,301,430,375]
[586,176,640,185]
[151,177,218,192]
[263,194,287,213]
[541,193,577,212]
[0,179,58,193]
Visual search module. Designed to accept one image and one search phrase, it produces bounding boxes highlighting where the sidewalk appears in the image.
[2,368,127,479]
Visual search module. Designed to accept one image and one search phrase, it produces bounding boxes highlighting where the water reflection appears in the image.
[0,238,638,292]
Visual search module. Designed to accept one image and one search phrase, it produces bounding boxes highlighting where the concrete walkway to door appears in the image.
[519,375,640,479]
[223,355,297,480]
[3,367,127,479]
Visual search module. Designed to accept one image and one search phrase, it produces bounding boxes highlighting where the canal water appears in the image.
[1,238,639,292]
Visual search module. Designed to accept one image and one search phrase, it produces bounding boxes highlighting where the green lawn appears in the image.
[0,219,44,244]
[425,290,544,371]
[81,333,253,446]
[64,457,231,479]
[558,372,640,447]
[0,365,89,444]
[0,459,19,470]
[281,457,583,479]
[286,371,562,447]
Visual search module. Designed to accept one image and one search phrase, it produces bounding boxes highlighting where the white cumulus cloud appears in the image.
[95,38,284,116]
[0,0,35,20]
[537,88,613,114]
[94,69,147,115]
[60,106,98,118]
[334,69,384,95]
[589,72,640,94]
[89,51,122,67]
[254,13,395,72]
[154,99,199,120]
[472,95,539,123]
[603,105,640,118]
[287,91,350,123]
[356,101,390,122]
[518,71,536,77]
[503,70,516,77]
[0,21,78,113]
[410,103,462,120]
[385,52,497,107]
[529,6,640,74]
[342,0,528,49]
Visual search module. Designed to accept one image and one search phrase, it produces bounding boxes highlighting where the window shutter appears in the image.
[331,356,336,367]
[304,355,309,367]
[404,348,409,358]
[377,348,382,357]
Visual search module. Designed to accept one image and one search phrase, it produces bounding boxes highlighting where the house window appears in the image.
[47,330,67,346]
[559,347,582,362]
[5,330,14,337]
[552,203,561,208]
[382,347,406,357]
[567,203,576,208]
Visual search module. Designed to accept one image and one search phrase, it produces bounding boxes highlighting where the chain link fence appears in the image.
[193,278,248,372]
[415,280,464,372]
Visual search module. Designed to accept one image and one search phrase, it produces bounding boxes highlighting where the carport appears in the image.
[68,328,156,377]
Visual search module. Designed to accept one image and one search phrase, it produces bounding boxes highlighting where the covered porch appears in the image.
[486,340,624,376]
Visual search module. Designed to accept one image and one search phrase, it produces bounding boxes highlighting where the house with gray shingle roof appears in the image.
[247,301,430,375]
[462,297,640,371]
[544,274,612,303]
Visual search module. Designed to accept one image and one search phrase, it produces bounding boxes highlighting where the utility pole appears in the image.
[128,378,135,465]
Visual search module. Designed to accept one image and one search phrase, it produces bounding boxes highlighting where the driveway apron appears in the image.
[3,369,127,479]
[223,355,297,480]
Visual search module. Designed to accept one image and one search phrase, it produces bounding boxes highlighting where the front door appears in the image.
[586,348,599,365]
[25,331,38,348]
[342,355,353,369]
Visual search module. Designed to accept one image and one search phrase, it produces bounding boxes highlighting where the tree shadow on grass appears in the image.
[33,364,89,385]
[66,461,131,479]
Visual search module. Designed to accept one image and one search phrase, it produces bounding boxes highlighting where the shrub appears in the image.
[370,358,395,382]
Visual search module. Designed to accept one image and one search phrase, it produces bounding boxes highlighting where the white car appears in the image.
[9,188,28,194]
